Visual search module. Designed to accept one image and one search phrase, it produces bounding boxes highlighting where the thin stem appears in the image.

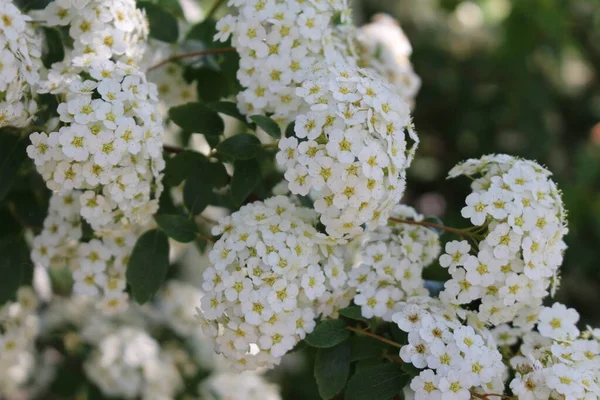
[148,47,236,72]
[388,217,471,238]
[197,232,216,243]
[347,326,403,349]
[163,144,185,154]
[262,142,279,149]
[385,354,404,364]
[205,0,227,20]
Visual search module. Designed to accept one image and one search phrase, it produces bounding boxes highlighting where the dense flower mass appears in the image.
[214,0,356,124]
[34,0,148,65]
[0,288,39,397]
[439,154,567,325]
[349,205,440,321]
[200,196,354,370]
[509,303,600,400]
[199,372,282,400]
[278,65,418,240]
[356,14,421,107]
[31,191,137,312]
[0,0,42,127]
[395,297,506,400]
[28,60,165,231]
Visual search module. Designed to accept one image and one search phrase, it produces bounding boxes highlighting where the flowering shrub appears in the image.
[0,0,597,399]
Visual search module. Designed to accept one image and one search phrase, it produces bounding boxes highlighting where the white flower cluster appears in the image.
[509,303,600,400]
[158,280,205,337]
[0,288,39,397]
[35,0,148,65]
[148,62,197,116]
[214,0,356,124]
[28,60,165,231]
[0,0,42,127]
[439,154,567,325]
[356,14,421,107]
[31,191,136,313]
[200,196,354,371]
[277,65,418,240]
[85,327,182,400]
[199,372,282,400]
[349,205,440,321]
[394,298,506,400]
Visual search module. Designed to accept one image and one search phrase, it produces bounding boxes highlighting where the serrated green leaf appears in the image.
[350,335,386,361]
[164,150,207,187]
[194,68,233,103]
[305,319,350,348]
[207,101,250,126]
[0,130,28,203]
[250,115,281,139]
[126,229,170,304]
[41,27,64,68]
[339,306,371,327]
[216,134,261,160]
[155,214,199,243]
[169,102,224,136]
[315,341,351,400]
[138,1,179,43]
[231,158,261,206]
[345,363,409,400]
[183,161,228,215]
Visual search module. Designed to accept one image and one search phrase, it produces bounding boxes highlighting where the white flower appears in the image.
[537,303,580,341]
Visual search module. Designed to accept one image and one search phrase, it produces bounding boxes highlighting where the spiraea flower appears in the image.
[394,297,506,400]
[509,303,600,400]
[349,205,440,321]
[0,0,42,127]
[278,65,419,240]
[198,372,282,400]
[34,0,148,66]
[158,280,204,337]
[214,0,356,124]
[27,61,165,231]
[439,155,567,326]
[199,196,354,371]
[356,14,421,107]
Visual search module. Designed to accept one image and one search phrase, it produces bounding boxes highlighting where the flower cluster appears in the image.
[277,65,418,240]
[509,303,600,399]
[31,191,136,313]
[35,0,148,66]
[356,14,421,107]
[28,60,165,231]
[0,288,39,397]
[349,205,440,321]
[147,62,197,115]
[214,0,356,124]
[158,280,205,337]
[199,372,282,400]
[0,0,42,127]
[439,154,567,325]
[200,196,354,370]
[394,298,506,400]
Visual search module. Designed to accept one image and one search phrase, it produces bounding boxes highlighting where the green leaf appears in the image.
[231,159,261,206]
[339,305,370,327]
[216,134,261,160]
[250,115,281,139]
[138,1,179,43]
[183,161,228,215]
[194,68,233,103]
[350,335,386,361]
[285,120,295,138]
[207,101,250,126]
[0,130,28,203]
[169,102,224,136]
[126,229,170,304]
[315,341,351,400]
[345,363,409,400]
[164,150,207,187]
[155,214,199,243]
[305,319,350,348]
[186,18,217,44]
[0,236,32,305]
[41,27,64,68]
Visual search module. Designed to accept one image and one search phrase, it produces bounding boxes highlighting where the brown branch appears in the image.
[197,232,216,243]
[148,47,236,72]
[163,144,185,154]
[388,217,471,238]
[347,326,403,349]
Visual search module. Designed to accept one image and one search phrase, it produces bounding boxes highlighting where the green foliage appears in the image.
[183,160,228,215]
[250,115,282,139]
[41,27,64,68]
[0,236,32,305]
[305,319,350,348]
[169,102,225,136]
[138,1,179,43]
[216,133,262,160]
[314,341,351,400]
[345,363,409,400]
[163,150,207,187]
[155,214,199,243]
[207,101,252,127]
[126,229,170,304]
[0,129,29,203]
[231,158,261,206]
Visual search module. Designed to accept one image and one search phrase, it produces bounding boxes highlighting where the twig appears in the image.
[163,144,185,154]
[385,354,404,364]
[148,47,236,72]
[347,326,403,349]
[205,0,227,20]
[197,232,216,243]
[388,217,472,238]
